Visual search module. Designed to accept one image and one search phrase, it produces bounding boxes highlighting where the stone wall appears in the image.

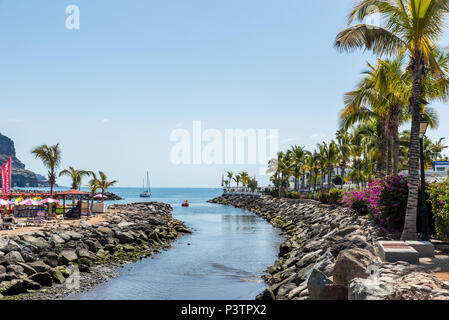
[209,194,449,300]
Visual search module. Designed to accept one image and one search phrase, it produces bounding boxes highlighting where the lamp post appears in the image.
[419,114,429,241]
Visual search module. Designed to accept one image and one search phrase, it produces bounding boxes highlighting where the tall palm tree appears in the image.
[335,0,449,240]
[59,167,91,190]
[290,145,306,191]
[322,141,339,191]
[31,143,61,196]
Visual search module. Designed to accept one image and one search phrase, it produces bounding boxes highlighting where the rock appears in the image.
[256,288,276,300]
[348,278,394,300]
[49,269,65,284]
[17,263,37,276]
[97,226,114,236]
[334,225,360,238]
[5,251,24,264]
[0,279,27,295]
[333,249,378,286]
[43,252,59,268]
[80,221,92,229]
[115,231,134,244]
[307,268,333,300]
[84,239,102,253]
[50,234,65,245]
[76,248,93,259]
[66,231,83,240]
[104,244,116,254]
[297,250,322,268]
[59,250,78,265]
[21,235,50,250]
[0,255,8,266]
[29,272,53,287]
[20,247,37,263]
[23,279,41,290]
[122,244,135,252]
[28,261,51,272]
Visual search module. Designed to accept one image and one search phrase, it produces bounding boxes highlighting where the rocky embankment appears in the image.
[209,195,449,300]
[0,202,190,300]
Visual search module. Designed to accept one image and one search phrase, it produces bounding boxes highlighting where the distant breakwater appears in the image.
[208,195,449,300]
[0,202,191,300]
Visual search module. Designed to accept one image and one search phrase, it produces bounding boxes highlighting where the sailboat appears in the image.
[140,172,151,198]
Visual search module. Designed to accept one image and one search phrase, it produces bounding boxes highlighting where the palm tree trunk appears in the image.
[387,136,392,176]
[393,128,400,175]
[401,51,426,241]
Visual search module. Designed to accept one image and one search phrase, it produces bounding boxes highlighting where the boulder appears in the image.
[43,252,59,268]
[0,279,27,295]
[50,234,65,246]
[333,249,378,286]
[59,250,78,265]
[20,247,37,263]
[256,288,276,300]
[76,248,93,259]
[348,278,394,300]
[21,235,50,250]
[307,268,333,300]
[84,239,102,253]
[29,272,53,287]
[66,231,83,240]
[29,260,51,272]
[115,231,134,244]
[5,251,24,264]
[17,263,37,276]
[49,269,65,284]
[334,225,360,238]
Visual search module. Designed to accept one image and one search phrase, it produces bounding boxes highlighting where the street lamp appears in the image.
[419,114,429,241]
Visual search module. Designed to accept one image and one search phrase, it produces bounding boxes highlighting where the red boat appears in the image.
[182,200,189,207]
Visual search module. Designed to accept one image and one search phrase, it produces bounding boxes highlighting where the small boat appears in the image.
[182,200,189,207]
[140,172,151,198]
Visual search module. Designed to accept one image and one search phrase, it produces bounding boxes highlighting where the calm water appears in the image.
[62,188,284,300]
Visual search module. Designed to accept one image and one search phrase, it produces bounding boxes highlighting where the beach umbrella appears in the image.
[40,198,59,205]
[19,199,40,206]
[0,199,13,206]
[14,197,23,205]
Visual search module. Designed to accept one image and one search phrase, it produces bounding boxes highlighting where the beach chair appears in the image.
[26,211,48,227]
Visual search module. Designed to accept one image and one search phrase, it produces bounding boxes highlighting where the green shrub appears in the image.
[332,175,343,186]
[329,188,344,204]
[428,179,449,242]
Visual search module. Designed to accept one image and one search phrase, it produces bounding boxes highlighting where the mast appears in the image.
[147,171,150,193]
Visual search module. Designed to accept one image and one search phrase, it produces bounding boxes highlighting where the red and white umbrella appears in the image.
[40,198,59,205]
[19,199,40,206]
[94,194,107,199]
[0,199,13,206]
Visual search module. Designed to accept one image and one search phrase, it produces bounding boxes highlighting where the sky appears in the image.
[0,0,448,188]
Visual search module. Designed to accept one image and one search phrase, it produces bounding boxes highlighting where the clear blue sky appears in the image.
[1,0,448,188]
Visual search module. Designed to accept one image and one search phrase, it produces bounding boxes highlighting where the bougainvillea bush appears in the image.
[341,175,409,232]
[428,179,449,242]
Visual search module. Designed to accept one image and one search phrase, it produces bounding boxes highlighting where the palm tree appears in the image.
[87,177,100,213]
[239,172,250,188]
[233,174,241,187]
[335,0,449,240]
[226,171,233,187]
[97,171,118,198]
[290,145,306,191]
[322,141,339,191]
[31,143,61,196]
[59,167,91,190]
